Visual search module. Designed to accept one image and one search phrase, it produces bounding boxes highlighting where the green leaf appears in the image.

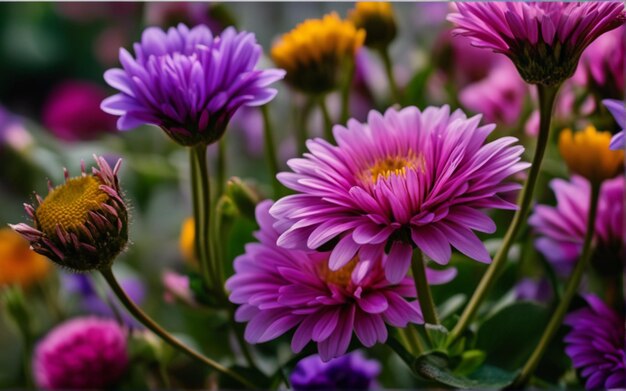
[454,350,486,376]
[475,301,550,371]
[425,324,449,351]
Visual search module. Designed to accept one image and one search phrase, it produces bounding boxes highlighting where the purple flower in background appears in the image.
[0,105,32,151]
[64,273,145,327]
[270,106,528,283]
[101,24,285,146]
[448,2,626,85]
[459,61,527,126]
[564,295,625,389]
[145,2,224,33]
[162,270,197,307]
[577,25,624,98]
[227,201,456,361]
[291,351,381,391]
[33,317,129,390]
[529,176,624,273]
[43,81,117,141]
[604,99,626,150]
[513,277,553,303]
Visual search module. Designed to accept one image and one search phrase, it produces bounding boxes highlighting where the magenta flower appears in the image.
[270,106,528,283]
[577,25,624,98]
[604,99,625,150]
[43,81,117,142]
[290,351,381,391]
[448,2,626,85]
[101,24,285,146]
[33,317,129,390]
[564,295,625,389]
[529,176,624,273]
[226,201,456,361]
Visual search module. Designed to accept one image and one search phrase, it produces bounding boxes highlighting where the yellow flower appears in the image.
[559,126,624,184]
[179,217,196,264]
[271,12,365,94]
[348,2,397,49]
[0,228,50,287]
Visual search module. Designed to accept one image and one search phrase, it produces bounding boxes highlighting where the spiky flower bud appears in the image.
[10,156,128,272]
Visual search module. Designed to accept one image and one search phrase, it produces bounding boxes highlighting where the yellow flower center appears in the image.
[317,257,359,288]
[559,126,624,183]
[0,228,50,287]
[364,150,425,184]
[35,176,109,236]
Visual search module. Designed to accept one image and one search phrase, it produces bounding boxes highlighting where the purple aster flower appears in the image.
[604,99,626,150]
[448,2,626,85]
[529,175,624,274]
[226,201,456,361]
[564,295,625,390]
[459,61,527,126]
[290,351,381,391]
[101,24,285,146]
[270,106,528,283]
[33,316,129,390]
[42,81,117,142]
[513,277,552,303]
[577,25,624,98]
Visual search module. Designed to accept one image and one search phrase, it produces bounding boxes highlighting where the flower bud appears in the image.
[348,2,397,50]
[226,177,261,220]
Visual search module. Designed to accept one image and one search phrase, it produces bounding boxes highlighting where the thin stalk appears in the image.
[340,59,355,124]
[411,248,439,325]
[229,312,259,371]
[379,47,401,104]
[100,268,255,389]
[318,95,334,143]
[216,139,226,199]
[296,99,314,155]
[513,183,600,388]
[449,83,560,344]
[261,105,281,198]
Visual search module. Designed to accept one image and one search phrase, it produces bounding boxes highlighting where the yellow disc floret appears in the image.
[348,2,396,49]
[559,126,624,184]
[0,228,50,287]
[271,12,365,94]
[364,150,426,184]
[36,176,109,236]
[317,257,359,288]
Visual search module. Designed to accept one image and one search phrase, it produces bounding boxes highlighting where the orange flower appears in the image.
[0,227,50,287]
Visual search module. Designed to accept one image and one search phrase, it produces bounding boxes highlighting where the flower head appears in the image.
[270,106,528,283]
[348,2,397,49]
[564,295,625,390]
[271,13,365,94]
[101,24,285,146]
[33,316,129,390]
[0,228,50,288]
[290,351,381,391]
[577,25,624,99]
[604,99,625,150]
[42,81,117,142]
[226,201,456,361]
[11,156,128,272]
[559,125,624,184]
[448,2,626,85]
[529,176,624,275]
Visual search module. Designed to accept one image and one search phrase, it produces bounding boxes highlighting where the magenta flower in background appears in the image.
[33,317,129,390]
[564,295,625,389]
[43,81,117,141]
[145,2,224,33]
[576,25,624,98]
[290,351,381,391]
[604,99,625,150]
[459,61,527,126]
[529,176,624,273]
[226,201,456,361]
[448,2,626,85]
[101,24,285,146]
[270,106,528,283]
[162,270,198,307]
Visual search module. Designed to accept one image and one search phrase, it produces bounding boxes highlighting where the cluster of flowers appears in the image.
[1,2,624,390]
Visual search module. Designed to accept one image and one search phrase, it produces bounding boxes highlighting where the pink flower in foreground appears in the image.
[448,2,626,85]
[226,201,456,361]
[33,317,128,390]
[271,106,528,283]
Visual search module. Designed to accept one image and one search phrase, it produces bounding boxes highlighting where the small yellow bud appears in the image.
[348,2,397,49]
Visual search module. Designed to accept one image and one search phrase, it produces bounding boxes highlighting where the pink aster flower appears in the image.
[33,317,129,390]
[564,295,625,390]
[448,2,626,85]
[529,175,624,273]
[576,25,624,98]
[226,201,456,361]
[270,106,528,283]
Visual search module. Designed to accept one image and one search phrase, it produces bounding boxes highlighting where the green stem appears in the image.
[216,139,226,199]
[411,248,439,325]
[100,268,255,389]
[380,47,401,104]
[318,95,334,143]
[386,335,416,370]
[296,99,314,155]
[261,105,281,198]
[449,83,560,344]
[340,59,355,124]
[229,311,259,371]
[513,183,600,388]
